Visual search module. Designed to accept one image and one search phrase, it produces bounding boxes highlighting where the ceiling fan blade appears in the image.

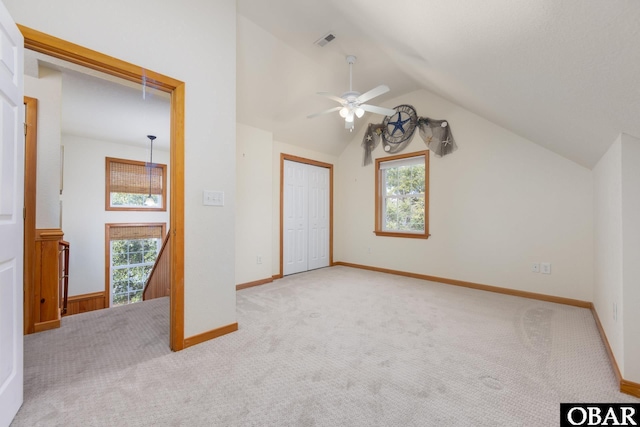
[356,85,390,104]
[307,106,342,119]
[317,92,346,104]
[360,104,396,117]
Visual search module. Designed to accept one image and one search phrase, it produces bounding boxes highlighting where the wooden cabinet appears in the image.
[27,229,64,334]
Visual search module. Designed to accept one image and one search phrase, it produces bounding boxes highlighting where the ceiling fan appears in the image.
[307,55,396,131]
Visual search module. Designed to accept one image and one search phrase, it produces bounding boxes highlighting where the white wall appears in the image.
[593,133,640,384]
[234,126,339,281]
[236,124,273,285]
[593,136,623,372]
[5,0,237,337]
[25,70,61,229]
[62,135,169,297]
[620,134,640,383]
[336,89,594,301]
[271,140,339,276]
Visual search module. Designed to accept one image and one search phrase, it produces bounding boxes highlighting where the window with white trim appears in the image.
[106,223,165,306]
[375,151,429,238]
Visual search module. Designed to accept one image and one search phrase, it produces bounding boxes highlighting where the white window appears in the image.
[375,151,429,238]
[106,224,165,306]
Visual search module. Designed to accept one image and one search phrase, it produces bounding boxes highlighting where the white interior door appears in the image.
[0,4,24,426]
[283,160,329,276]
[283,160,308,275]
[308,165,329,271]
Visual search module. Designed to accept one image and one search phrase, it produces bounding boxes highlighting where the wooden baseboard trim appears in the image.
[334,262,591,308]
[34,318,61,333]
[272,274,283,280]
[590,305,640,398]
[236,277,273,291]
[621,379,640,398]
[183,322,238,349]
[590,304,622,383]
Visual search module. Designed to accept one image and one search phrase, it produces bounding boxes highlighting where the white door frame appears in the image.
[279,153,333,277]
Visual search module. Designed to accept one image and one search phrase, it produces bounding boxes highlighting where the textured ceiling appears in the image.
[237,0,640,168]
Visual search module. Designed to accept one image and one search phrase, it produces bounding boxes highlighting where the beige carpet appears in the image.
[11,266,639,426]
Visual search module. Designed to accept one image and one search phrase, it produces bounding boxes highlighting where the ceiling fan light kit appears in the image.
[308,55,396,131]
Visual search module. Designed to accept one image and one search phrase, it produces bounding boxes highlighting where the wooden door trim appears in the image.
[279,154,334,277]
[24,96,37,335]
[19,25,185,351]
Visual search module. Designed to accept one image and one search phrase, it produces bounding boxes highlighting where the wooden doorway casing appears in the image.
[23,96,37,335]
[19,25,185,351]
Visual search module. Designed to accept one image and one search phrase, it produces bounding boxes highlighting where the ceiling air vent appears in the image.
[315,32,336,47]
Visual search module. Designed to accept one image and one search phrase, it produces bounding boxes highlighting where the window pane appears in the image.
[129,251,143,265]
[378,154,426,234]
[398,166,411,195]
[112,268,128,282]
[113,293,128,306]
[412,165,425,194]
[109,236,161,307]
[130,291,143,304]
[112,252,127,267]
[112,280,127,295]
[384,197,397,230]
[144,240,158,262]
[143,239,156,252]
[385,168,398,195]
[397,197,412,230]
[111,193,162,208]
[410,197,425,231]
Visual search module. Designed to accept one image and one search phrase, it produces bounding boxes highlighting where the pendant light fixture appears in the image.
[144,135,156,206]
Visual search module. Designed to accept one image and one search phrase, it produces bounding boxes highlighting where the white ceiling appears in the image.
[26,50,171,151]
[236,0,640,168]
[25,2,640,169]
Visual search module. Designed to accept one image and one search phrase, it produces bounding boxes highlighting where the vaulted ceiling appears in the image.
[236,0,640,168]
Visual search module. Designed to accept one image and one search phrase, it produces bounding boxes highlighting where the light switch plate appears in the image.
[203,190,224,206]
[541,262,551,274]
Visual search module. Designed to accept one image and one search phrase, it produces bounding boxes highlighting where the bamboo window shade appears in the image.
[108,224,165,241]
[108,158,164,195]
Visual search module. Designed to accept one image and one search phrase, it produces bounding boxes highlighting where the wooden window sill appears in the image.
[374,231,430,239]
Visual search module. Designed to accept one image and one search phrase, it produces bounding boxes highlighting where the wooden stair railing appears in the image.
[143,230,171,300]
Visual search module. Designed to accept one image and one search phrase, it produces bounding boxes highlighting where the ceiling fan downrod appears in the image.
[346,55,356,93]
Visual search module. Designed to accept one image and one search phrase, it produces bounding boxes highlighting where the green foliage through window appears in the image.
[111,192,161,208]
[111,238,160,306]
[381,157,425,233]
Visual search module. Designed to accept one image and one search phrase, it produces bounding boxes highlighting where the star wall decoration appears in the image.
[360,105,458,166]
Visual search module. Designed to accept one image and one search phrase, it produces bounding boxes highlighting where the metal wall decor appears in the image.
[361,104,458,165]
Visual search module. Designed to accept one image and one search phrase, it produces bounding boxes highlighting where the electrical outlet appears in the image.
[541,262,551,274]
[532,263,540,273]
[367,247,371,254]
[257,256,262,265]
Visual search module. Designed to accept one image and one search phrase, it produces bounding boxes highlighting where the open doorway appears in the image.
[20,26,185,351]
